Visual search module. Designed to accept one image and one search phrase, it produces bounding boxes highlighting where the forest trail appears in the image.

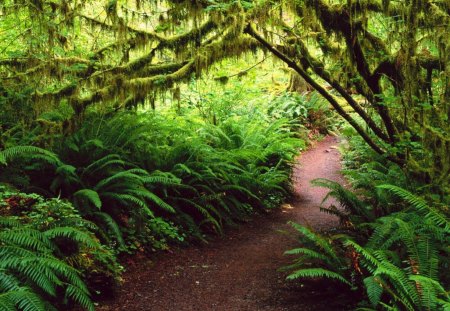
[99,136,351,311]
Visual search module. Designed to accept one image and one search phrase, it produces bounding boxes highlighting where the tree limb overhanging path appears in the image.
[99,136,353,311]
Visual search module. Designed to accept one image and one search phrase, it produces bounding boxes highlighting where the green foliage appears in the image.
[286,185,449,310]
[0,226,95,311]
[0,146,60,167]
[0,188,121,310]
[1,0,447,308]
[52,111,302,246]
[0,189,122,310]
[283,222,351,286]
[285,135,449,310]
[268,92,341,139]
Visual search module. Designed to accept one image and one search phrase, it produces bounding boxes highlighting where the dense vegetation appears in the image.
[284,131,449,310]
[1,0,448,310]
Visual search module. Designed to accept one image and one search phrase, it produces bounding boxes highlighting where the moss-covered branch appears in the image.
[245,23,401,161]
[79,14,218,50]
[280,34,390,143]
[311,0,398,142]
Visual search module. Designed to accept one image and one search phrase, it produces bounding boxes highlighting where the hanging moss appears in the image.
[1,0,448,187]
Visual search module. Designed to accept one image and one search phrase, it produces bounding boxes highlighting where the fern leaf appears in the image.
[0,146,60,166]
[0,229,54,252]
[363,276,383,307]
[142,191,175,213]
[43,227,100,249]
[0,217,21,229]
[73,189,102,210]
[377,185,450,232]
[286,268,351,285]
[65,284,95,311]
[288,222,339,261]
[83,154,124,175]
[0,288,48,311]
[91,212,125,247]
[284,248,329,261]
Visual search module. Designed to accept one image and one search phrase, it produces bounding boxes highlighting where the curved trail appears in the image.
[99,136,350,311]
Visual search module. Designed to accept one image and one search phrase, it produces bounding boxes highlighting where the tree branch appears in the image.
[244,23,395,159]
[280,35,391,143]
[313,0,398,142]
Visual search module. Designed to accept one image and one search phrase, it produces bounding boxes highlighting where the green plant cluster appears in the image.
[284,134,449,310]
[268,92,341,139]
[0,104,303,309]
[0,187,120,311]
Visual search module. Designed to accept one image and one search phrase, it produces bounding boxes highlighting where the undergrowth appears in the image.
[0,90,306,309]
[284,133,450,310]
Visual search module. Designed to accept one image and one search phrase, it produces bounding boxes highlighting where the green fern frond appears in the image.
[363,276,383,307]
[104,193,148,211]
[0,287,49,311]
[73,189,102,210]
[312,178,374,222]
[91,211,125,247]
[0,153,5,165]
[343,240,379,273]
[286,268,351,285]
[83,154,125,175]
[284,247,329,261]
[43,227,100,249]
[377,185,450,232]
[141,191,175,213]
[0,146,60,166]
[65,284,95,311]
[0,271,21,292]
[142,172,181,185]
[176,198,221,232]
[0,220,97,311]
[409,275,449,310]
[0,229,54,252]
[288,222,339,261]
[94,171,143,192]
[0,217,21,229]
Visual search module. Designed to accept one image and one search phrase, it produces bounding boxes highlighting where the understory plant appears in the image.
[51,111,303,243]
[0,188,120,311]
[284,135,449,310]
[268,92,340,140]
[1,106,302,250]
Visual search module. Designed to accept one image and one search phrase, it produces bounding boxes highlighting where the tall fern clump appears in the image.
[268,92,341,140]
[1,79,303,304]
[52,111,303,243]
[284,134,450,310]
[0,188,119,311]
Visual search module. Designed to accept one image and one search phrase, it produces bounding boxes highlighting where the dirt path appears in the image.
[99,136,352,311]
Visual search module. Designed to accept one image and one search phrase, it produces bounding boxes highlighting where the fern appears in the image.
[377,184,450,232]
[312,178,375,223]
[73,189,102,210]
[286,268,351,285]
[0,146,60,166]
[363,276,383,307]
[284,222,350,287]
[0,287,51,311]
[0,225,95,311]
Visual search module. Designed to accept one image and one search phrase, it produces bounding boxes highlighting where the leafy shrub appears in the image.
[52,112,303,244]
[284,134,449,310]
[0,188,120,310]
[268,92,340,139]
[285,185,449,310]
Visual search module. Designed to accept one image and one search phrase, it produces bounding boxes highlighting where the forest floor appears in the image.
[98,136,357,311]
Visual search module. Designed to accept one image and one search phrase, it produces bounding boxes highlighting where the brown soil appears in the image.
[98,136,355,311]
